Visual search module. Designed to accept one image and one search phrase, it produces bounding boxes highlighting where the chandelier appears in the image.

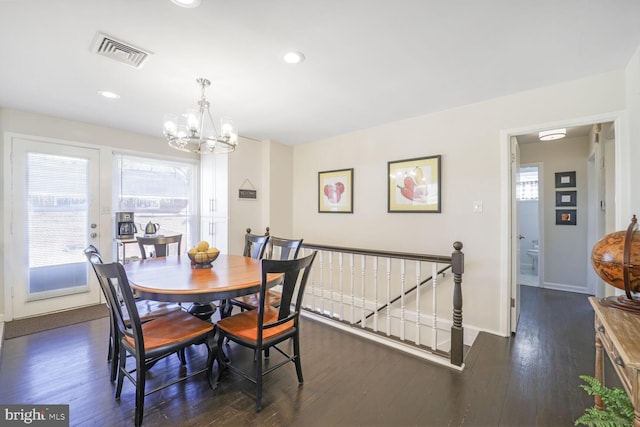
[163,78,238,154]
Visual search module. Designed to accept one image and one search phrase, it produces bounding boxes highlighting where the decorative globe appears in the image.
[591,216,640,294]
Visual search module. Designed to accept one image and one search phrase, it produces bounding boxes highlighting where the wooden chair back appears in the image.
[91,261,145,357]
[243,228,269,259]
[257,251,317,342]
[137,234,182,259]
[266,236,303,260]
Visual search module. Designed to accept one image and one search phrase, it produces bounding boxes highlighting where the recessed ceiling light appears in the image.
[538,128,566,141]
[98,90,120,99]
[170,0,201,8]
[283,51,305,64]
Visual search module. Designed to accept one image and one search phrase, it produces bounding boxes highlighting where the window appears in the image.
[517,167,539,201]
[113,154,197,256]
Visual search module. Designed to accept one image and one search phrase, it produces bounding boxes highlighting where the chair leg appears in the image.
[107,322,113,362]
[135,355,146,427]
[110,341,119,383]
[178,349,186,366]
[255,346,263,412]
[115,346,126,399]
[293,336,304,383]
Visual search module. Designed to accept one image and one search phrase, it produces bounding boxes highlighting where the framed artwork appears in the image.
[388,155,441,213]
[555,171,576,188]
[556,209,577,225]
[318,168,353,213]
[555,190,577,207]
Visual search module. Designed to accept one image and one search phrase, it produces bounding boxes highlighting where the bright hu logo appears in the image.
[1,405,68,426]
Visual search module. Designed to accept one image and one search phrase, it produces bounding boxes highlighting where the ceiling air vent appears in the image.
[91,32,152,69]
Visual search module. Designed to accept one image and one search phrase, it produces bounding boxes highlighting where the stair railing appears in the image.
[299,241,464,368]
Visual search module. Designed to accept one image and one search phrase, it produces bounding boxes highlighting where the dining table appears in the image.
[124,254,283,304]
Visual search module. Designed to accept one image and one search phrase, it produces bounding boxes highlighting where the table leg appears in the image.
[595,332,604,411]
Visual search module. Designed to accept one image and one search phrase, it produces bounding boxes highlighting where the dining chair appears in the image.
[219,228,270,319]
[84,245,182,382]
[230,236,304,312]
[137,234,182,259]
[90,259,217,427]
[216,251,317,412]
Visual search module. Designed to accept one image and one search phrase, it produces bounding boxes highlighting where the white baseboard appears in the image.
[542,281,592,295]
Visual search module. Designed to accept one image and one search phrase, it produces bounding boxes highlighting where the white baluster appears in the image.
[415,261,421,346]
[373,256,378,332]
[318,251,324,314]
[350,254,355,324]
[400,259,406,341]
[331,252,336,317]
[339,252,344,321]
[386,258,391,336]
[432,263,438,352]
[361,256,366,328]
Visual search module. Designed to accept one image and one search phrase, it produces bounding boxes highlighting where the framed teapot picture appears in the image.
[388,155,441,213]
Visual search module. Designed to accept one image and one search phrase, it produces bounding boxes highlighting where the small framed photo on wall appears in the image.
[555,171,576,188]
[555,190,577,207]
[556,209,577,225]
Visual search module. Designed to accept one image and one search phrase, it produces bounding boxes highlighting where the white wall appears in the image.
[225,138,295,255]
[264,140,294,239]
[520,137,591,293]
[227,138,267,255]
[626,46,640,217]
[292,70,627,336]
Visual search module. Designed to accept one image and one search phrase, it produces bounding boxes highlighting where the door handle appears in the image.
[518,234,526,240]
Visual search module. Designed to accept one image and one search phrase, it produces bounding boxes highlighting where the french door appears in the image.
[9,137,101,319]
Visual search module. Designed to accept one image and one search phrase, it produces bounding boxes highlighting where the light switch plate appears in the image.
[473,200,483,213]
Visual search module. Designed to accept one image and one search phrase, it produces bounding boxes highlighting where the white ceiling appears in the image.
[1,0,639,146]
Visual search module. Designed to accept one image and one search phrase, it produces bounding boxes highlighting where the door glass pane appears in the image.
[27,152,89,297]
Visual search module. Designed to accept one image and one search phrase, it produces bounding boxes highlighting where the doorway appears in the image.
[506,118,618,334]
[8,136,102,319]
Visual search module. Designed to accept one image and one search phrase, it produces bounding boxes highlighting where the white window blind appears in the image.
[516,168,539,201]
[113,154,197,251]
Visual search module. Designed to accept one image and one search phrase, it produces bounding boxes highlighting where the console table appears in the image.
[589,297,640,426]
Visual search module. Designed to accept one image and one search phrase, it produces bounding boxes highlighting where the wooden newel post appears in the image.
[450,241,464,366]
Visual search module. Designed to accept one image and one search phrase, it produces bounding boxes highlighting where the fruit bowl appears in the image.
[187,251,219,268]
[187,241,220,268]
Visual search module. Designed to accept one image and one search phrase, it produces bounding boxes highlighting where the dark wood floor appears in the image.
[0,286,618,426]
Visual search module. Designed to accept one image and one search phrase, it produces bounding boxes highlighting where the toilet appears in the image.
[527,241,539,270]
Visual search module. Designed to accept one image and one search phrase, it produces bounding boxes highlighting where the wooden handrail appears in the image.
[301,242,452,264]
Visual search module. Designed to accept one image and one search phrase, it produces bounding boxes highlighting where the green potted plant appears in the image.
[575,375,634,426]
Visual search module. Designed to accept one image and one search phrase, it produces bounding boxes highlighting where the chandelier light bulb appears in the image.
[163,114,177,136]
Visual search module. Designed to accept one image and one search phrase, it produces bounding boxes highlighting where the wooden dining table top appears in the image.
[124,254,282,303]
